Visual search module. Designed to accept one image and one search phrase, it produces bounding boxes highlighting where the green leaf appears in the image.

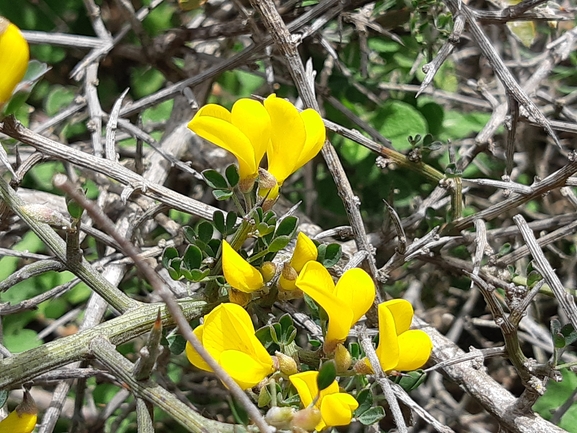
[166,334,187,355]
[45,85,76,116]
[318,243,342,268]
[4,329,42,352]
[213,210,226,234]
[255,325,276,349]
[527,271,542,288]
[197,221,214,243]
[561,324,577,346]
[213,189,234,201]
[397,370,428,391]
[3,60,50,116]
[374,101,428,151]
[553,333,566,349]
[182,245,203,270]
[162,247,179,268]
[534,369,577,430]
[229,396,250,426]
[275,216,298,237]
[317,360,337,391]
[268,235,291,253]
[225,164,240,187]
[257,386,272,408]
[182,226,196,244]
[279,314,294,332]
[190,269,210,282]
[226,211,238,234]
[357,406,386,425]
[270,323,282,345]
[349,341,360,359]
[354,388,373,416]
[551,319,563,337]
[203,169,229,189]
[257,222,275,237]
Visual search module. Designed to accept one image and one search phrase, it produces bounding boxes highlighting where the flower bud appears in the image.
[279,262,298,291]
[353,357,374,375]
[275,351,298,376]
[260,261,276,283]
[258,168,277,190]
[291,405,322,432]
[265,406,294,429]
[334,343,352,373]
[238,176,256,193]
[228,288,251,306]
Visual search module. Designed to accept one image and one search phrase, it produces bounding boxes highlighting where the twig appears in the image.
[513,214,577,331]
[358,328,408,433]
[52,175,273,432]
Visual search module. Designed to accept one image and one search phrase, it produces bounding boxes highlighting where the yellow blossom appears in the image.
[290,371,358,431]
[296,261,375,353]
[0,17,29,107]
[372,299,432,372]
[222,240,264,294]
[187,98,271,192]
[279,232,318,291]
[185,303,274,390]
[259,94,326,203]
[0,389,37,433]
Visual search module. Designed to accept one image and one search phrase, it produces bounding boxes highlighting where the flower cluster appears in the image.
[0,17,29,107]
[176,122,433,429]
[188,94,326,205]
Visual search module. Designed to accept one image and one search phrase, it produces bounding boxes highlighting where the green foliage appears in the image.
[534,369,577,432]
[317,360,337,391]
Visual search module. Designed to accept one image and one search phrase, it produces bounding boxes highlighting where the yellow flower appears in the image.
[279,232,318,291]
[290,371,358,431]
[259,94,326,201]
[296,261,375,353]
[222,240,264,294]
[187,99,271,192]
[0,389,37,433]
[373,299,432,372]
[185,303,274,390]
[0,17,29,107]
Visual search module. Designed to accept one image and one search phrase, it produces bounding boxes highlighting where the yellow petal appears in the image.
[320,393,358,428]
[333,268,375,325]
[375,302,400,372]
[188,112,256,181]
[220,349,273,389]
[231,99,270,168]
[289,371,318,408]
[264,94,306,184]
[291,232,317,273]
[383,299,414,335]
[222,241,264,293]
[296,262,352,351]
[195,103,231,122]
[293,108,325,172]
[395,330,432,371]
[201,303,258,356]
[185,324,213,372]
[0,19,29,106]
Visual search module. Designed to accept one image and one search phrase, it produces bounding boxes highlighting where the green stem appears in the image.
[0,174,136,312]
[0,299,206,389]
